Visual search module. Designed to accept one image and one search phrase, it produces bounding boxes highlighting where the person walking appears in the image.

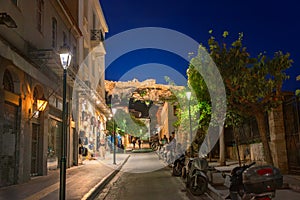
[132,138,136,149]
[138,139,142,149]
[99,137,106,159]
[161,135,168,145]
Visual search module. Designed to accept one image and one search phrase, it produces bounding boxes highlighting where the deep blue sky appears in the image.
[101,0,300,92]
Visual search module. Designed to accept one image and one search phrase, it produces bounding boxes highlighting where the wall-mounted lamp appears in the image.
[0,13,17,28]
[37,95,48,112]
[29,96,48,119]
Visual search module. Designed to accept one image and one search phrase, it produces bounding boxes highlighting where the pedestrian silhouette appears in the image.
[132,138,136,149]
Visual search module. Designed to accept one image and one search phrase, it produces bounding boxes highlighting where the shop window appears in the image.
[48,118,62,169]
[3,69,14,92]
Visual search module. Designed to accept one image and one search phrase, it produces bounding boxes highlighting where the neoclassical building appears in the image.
[0,0,109,187]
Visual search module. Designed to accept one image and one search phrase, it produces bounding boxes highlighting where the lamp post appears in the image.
[123,119,126,153]
[59,45,72,200]
[112,108,117,164]
[186,91,193,157]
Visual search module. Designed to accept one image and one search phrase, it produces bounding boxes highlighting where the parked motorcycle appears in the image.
[222,162,283,200]
[149,134,159,151]
[157,144,166,160]
[172,154,185,176]
[183,157,209,196]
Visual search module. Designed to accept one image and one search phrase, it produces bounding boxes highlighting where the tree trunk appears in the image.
[255,112,273,165]
[233,127,242,166]
[219,126,226,166]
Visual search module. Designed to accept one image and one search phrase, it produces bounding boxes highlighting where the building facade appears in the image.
[74,0,110,160]
[0,0,109,187]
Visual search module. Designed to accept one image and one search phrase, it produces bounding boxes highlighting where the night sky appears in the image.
[101,0,300,92]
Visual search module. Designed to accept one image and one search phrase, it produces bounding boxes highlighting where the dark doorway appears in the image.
[1,102,18,186]
[283,96,300,174]
[31,123,41,176]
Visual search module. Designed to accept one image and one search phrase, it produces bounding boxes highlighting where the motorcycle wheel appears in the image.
[151,143,158,151]
[172,162,182,176]
[189,175,208,196]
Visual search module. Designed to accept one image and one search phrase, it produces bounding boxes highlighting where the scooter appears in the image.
[157,144,167,161]
[183,157,209,196]
[222,162,283,200]
[172,154,185,176]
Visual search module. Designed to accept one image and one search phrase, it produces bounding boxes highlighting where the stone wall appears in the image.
[226,105,289,173]
[268,105,289,173]
[226,143,266,164]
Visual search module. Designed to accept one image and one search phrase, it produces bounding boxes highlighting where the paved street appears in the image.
[96,152,212,200]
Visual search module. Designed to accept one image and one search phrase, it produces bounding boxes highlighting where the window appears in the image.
[36,0,44,32]
[72,45,77,66]
[3,70,14,92]
[11,0,18,6]
[63,31,67,45]
[92,12,96,29]
[52,18,57,48]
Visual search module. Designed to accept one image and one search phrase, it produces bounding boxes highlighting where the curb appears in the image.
[81,155,131,200]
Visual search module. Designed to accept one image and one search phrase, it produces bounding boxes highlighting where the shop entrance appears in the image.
[1,102,18,187]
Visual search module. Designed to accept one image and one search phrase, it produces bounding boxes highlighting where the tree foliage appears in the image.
[187,31,293,164]
[106,109,147,137]
[296,76,300,96]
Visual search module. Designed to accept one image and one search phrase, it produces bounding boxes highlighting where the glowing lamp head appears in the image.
[186,91,192,100]
[37,96,48,111]
[59,45,72,69]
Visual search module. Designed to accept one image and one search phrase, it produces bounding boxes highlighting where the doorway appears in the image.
[31,123,41,176]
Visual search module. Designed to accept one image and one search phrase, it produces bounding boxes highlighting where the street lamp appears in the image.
[59,45,72,200]
[112,108,117,164]
[186,91,193,157]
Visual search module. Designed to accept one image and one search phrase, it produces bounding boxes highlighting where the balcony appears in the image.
[28,48,78,86]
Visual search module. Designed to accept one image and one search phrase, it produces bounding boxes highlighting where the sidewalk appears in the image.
[0,153,129,200]
[206,160,300,200]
